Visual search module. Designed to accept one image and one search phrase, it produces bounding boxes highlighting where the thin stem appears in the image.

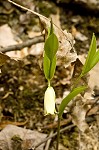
[72,74,82,91]
[48,80,50,87]
[56,115,61,150]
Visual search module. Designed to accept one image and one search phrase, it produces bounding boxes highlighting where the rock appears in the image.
[0,125,47,150]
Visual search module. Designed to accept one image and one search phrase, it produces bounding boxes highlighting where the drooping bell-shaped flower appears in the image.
[44,86,56,115]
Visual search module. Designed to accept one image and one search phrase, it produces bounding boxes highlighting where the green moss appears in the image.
[11,135,22,142]
[61,135,71,147]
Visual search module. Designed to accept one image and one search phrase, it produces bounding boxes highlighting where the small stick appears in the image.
[7,0,73,46]
[0,35,44,53]
[29,124,75,150]
[44,130,53,150]
[7,0,49,21]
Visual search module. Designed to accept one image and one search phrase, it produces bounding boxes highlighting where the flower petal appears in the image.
[44,86,56,115]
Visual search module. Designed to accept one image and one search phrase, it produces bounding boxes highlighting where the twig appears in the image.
[41,116,71,129]
[29,124,75,150]
[56,115,60,150]
[7,0,49,21]
[7,0,73,47]
[0,35,44,53]
[44,130,53,150]
[44,116,57,150]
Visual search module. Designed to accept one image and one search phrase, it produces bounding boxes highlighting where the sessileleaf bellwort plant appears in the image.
[43,19,58,116]
[43,20,99,150]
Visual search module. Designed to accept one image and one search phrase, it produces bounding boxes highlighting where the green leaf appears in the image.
[49,55,56,79]
[43,53,56,80]
[59,86,87,118]
[43,52,50,80]
[81,33,96,76]
[44,33,59,61]
[90,49,99,69]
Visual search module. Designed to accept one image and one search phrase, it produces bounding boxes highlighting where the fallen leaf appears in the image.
[88,62,99,89]
[71,96,89,132]
[72,26,88,41]
[0,52,11,66]
[40,17,77,68]
[0,24,17,47]
[7,0,77,68]
[71,58,89,87]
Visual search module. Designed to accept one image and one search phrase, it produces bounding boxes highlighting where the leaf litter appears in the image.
[0,0,99,150]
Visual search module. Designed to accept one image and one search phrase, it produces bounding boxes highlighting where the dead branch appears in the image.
[41,116,72,129]
[0,35,44,53]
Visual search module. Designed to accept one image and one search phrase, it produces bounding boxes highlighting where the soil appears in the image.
[0,1,99,150]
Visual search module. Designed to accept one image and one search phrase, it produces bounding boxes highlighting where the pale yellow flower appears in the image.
[44,86,56,115]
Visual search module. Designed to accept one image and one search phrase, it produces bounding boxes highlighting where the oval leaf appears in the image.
[44,33,59,61]
[49,55,56,79]
[43,53,50,80]
[43,53,56,80]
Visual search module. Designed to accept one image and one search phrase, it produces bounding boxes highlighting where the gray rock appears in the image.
[0,125,47,150]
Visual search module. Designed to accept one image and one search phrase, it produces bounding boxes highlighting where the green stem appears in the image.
[48,80,51,87]
[72,74,82,91]
[56,114,61,150]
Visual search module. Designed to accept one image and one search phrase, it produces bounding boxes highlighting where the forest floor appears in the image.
[0,1,99,150]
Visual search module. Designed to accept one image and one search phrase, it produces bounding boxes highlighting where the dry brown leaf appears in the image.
[78,124,99,150]
[8,0,77,68]
[71,58,89,87]
[87,105,99,116]
[0,24,17,48]
[72,26,88,41]
[0,52,11,67]
[71,95,89,132]
[57,30,77,68]
[40,17,77,68]
[0,52,18,67]
[88,63,99,89]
